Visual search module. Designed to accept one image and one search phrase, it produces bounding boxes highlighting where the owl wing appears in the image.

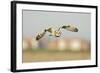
[61,25,78,32]
[36,31,46,41]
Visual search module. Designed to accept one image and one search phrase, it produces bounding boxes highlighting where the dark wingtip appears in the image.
[36,38,39,41]
[74,28,78,32]
[62,26,67,29]
[56,36,60,37]
[36,36,40,41]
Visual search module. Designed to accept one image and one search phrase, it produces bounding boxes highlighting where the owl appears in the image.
[36,24,78,41]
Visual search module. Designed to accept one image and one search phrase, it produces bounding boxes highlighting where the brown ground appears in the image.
[22,50,91,63]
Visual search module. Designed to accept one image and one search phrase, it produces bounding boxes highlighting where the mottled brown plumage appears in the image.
[36,24,78,41]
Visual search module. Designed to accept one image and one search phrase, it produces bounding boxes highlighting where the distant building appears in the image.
[23,39,28,50]
[23,37,39,50]
[47,38,90,51]
[23,37,90,51]
[38,37,49,49]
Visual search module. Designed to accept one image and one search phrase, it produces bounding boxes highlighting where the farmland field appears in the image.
[22,49,90,63]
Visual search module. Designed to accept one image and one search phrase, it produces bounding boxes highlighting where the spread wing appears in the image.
[36,27,53,40]
[60,25,78,32]
[36,31,46,41]
[36,25,78,41]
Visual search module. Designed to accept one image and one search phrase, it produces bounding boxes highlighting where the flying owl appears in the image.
[36,24,79,41]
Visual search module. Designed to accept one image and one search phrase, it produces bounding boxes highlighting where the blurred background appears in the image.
[22,37,91,63]
[22,10,91,63]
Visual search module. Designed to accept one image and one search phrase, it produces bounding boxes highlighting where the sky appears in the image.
[22,10,91,40]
